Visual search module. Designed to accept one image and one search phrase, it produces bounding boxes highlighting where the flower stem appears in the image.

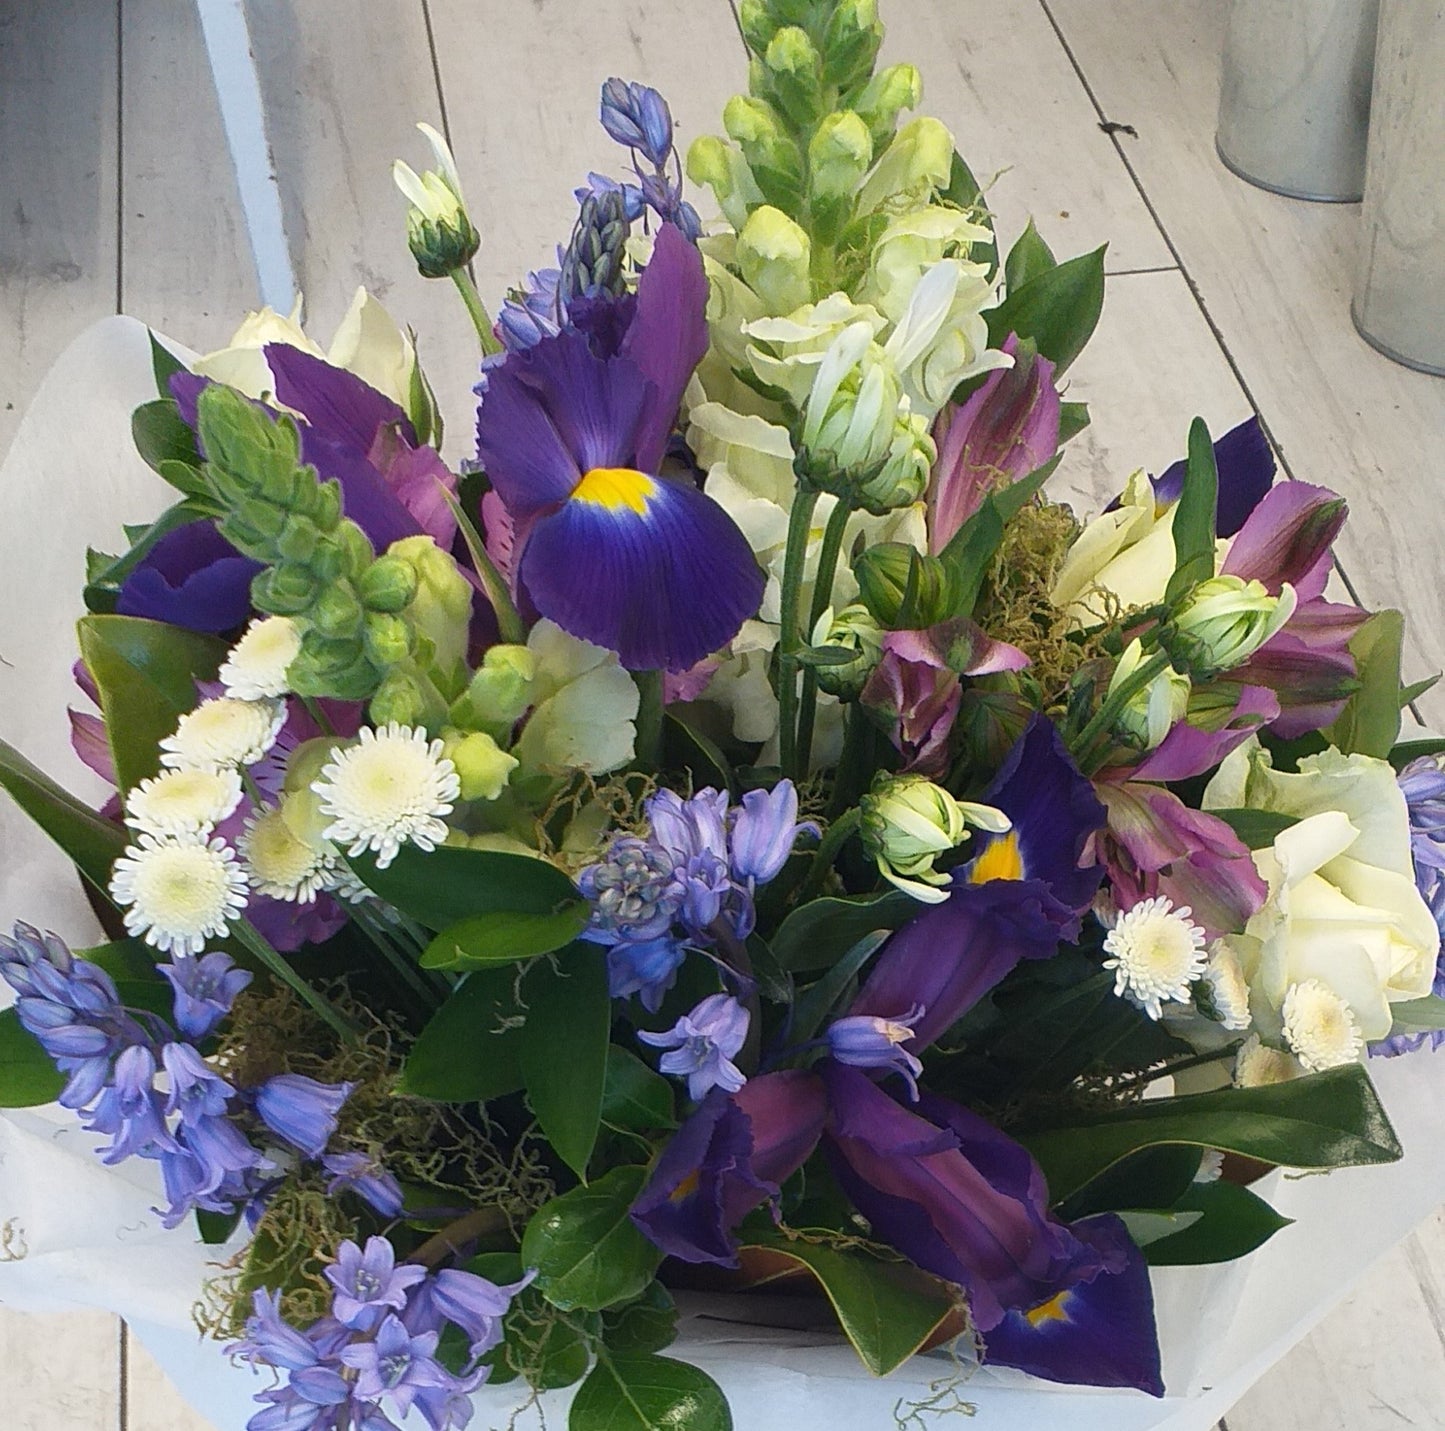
[708,918,763,1075]
[794,806,861,906]
[794,496,854,777]
[409,1206,514,1267]
[231,918,357,1040]
[776,486,820,781]
[1071,650,1174,775]
[450,268,502,357]
[632,669,665,771]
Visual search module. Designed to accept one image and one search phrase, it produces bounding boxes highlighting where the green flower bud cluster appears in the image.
[809,601,884,698]
[852,542,955,629]
[394,123,481,279]
[195,384,421,703]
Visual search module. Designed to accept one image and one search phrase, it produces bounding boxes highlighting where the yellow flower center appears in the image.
[572,467,656,515]
[969,831,1023,884]
[1024,1291,1073,1327]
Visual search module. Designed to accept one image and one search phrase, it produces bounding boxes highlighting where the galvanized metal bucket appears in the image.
[1354,0,1445,375]
[1217,0,1380,202]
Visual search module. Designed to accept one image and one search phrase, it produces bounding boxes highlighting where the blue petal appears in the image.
[1151,416,1275,538]
[519,472,764,672]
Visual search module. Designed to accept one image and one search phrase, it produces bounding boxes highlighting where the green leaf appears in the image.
[1389,737,1445,771]
[791,930,889,1043]
[1004,219,1057,292]
[770,889,917,974]
[1327,610,1405,759]
[1400,673,1441,709]
[1163,417,1219,607]
[195,1207,243,1246]
[519,945,611,1179]
[663,712,734,795]
[77,615,225,791]
[984,245,1106,375]
[570,1352,731,1431]
[1058,400,1091,443]
[79,938,175,1018]
[1144,1180,1293,1266]
[419,904,589,971]
[1057,1142,1204,1221]
[149,331,189,392]
[739,1236,955,1376]
[522,1165,663,1312]
[943,151,997,278]
[131,398,201,474]
[601,1045,676,1134]
[1386,994,1445,1038]
[601,1282,679,1355]
[1021,1064,1402,1203]
[0,737,128,901]
[398,966,528,1102]
[0,1009,65,1107]
[1209,807,1299,850]
[349,844,580,932]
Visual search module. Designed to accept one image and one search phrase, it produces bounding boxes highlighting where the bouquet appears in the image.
[3,1,1444,1427]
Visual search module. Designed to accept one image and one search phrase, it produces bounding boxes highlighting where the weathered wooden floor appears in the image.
[2,1,1444,1427]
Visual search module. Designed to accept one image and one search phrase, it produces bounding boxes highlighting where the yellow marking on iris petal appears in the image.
[669,1170,701,1203]
[571,466,657,514]
[969,831,1023,884]
[1024,1291,1072,1328]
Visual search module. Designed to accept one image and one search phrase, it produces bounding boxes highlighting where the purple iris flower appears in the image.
[630,1070,826,1266]
[638,993,750,1100]
[323,1151,406,1219]
[729,780,818,885]
[117,520,263,634]
[605,934,689,1012]
[849,716,1104,1051]
[325,1237,428,1333]
[160,951,253,1040]
[826,1008,925,1099]
[253,1073,354,1158]
[475,223,763,672]
[1149,415,1276,538]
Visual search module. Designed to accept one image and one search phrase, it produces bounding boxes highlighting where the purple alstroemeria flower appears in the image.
[1220,479,1348,600]
[1231,598,1367,738]
[638,993,750,1100]
[729,779,818,886]
[826,1008,925,1099]
[253,1074,354,1159]
[1120,684,1281,784]
[325,1237,428,1333]
[159,951,253,1040]
[1149,415,1276,538]
[117,520,263,634]
[322,1151,406,1219]
[630,1070,826,1266]
[849,716,1104,1051]
[475,224,763,672]
[1091,782,1267,940]
[928,334,1061,552]
[605,934,690,1013]
[860,619,1030,776]
[821,1064,1163,1395]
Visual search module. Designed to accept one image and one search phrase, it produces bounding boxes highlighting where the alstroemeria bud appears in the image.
[737,205,813,316]
[1162,575,1297,680]
[442,730,519,802]
[1108,638,1191,752]
[393,122,480,279]
[724,97,803,214]
[761,26,825,130]
[811,603,884,699]
[860,773,1009,903]
[461,644,537,739]
[853,63,922,151]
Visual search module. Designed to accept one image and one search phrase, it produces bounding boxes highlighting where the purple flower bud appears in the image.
[325,1236,428,1332]
[729,780,818,886]
[253,1074,354,1158]
[639,993,750,1101]
[160,952,253,1040]
[599,78,674,167]
[322,1151,405,1218]
[826,1007,926,1100]
[606,935,688,1013]
[426,1265,534,1361]
[162,1042,236,1121]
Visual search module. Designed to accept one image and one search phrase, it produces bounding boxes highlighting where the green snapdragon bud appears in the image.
[252,563,320,616]
[369,669,429,728]
[854,63,924,153]
[358,553,420,613]
[458,644,537,739]
[442,729,519,802]
[686,135,765,231]
[362,611,414,668]
[855,115,955,214]
[386,535,472,681]
[807,109,872,242]
[737,0,779,56]
[821,0,883,91]
[288,633,375,702]
[737,205,813,315]
[724,96,804,214]
[761,26,825,130]
[310,583,365,640]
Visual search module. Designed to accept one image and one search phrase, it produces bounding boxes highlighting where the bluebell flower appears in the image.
[427,1266,532,1361]
[575,170,646,222]
[826,1007,926,1100]
[323,1151,405,1219]
[325,1236,428,1333]
[162,1041,236,1120]
[639,993,750,1100]
[159,951,253,1040]
[606,935,689,1012]
[578,837,684,946]
[729,780,818,885]
[253,1074,355,1159]
[600,77,674,167]
[339,1314,453,1414]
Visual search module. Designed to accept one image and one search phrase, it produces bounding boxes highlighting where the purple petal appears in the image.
[1126,684,1280,783]
[1222,480,1347,600]
[69,710,116,786]
[116,521,261,633]
[265,344,415,451]
[519,473,764,672]
[169,371,209,430]
[369,431,458,547]
[621,223,710,473]
[733,1069,826,1186]
[298,429,421,552]
[1151,416,1275,538]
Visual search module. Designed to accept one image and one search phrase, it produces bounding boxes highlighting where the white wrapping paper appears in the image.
[2,319,1443,1430]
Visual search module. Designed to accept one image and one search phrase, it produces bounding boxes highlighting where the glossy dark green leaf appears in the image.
[739,1236,955,1376]
[1021,1064,1402,1202]
[149,331,189,392]
[0,737,128,901]
[522,1165,663,1312]
[984,245,1106,374]
[570,1353,731,1431]
[1209,807,1299,850]
[519,946,611,1179]
[1327,610,1405,759]
[600,1045,676,1134]
[349,844,580,931]
[1117,1209,1203,1247]
[398,966,528,1102]
[601,1281,679,1355]
[1389,736,1445,771]
[790,930,889,1042]
[1385,994,1445,1038]
[1057,400,1091,443]
[77,615,225,791]
[131,397,201,474]
[1143,1179,1293,1266]
[474,1255,597,1391]
[1057,1142,1205,1221]
[1004,219,1057,291]
[419,904,589,970]
[770,889,916,973]
[195,1207,243,1246]
[1163,417,1219,607]
[0,1009,65,1107]
[663,712,734,795]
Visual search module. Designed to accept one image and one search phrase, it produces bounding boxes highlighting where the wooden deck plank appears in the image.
[1043,0,1445,728]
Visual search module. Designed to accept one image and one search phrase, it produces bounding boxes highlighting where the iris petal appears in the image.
[519,472,764,672]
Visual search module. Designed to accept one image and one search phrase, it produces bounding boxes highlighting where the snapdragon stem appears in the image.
[794,806,861,907]
[450,268,502,357]
[795,496,854,777]
[1071,650,1174,775]
[776,487,820,781]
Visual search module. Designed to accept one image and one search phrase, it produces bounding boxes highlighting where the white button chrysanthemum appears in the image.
[109,833,249,955]
[240,807,338,903]
[1201,940,1253,1032]
[1281,979,1363,1071]
[1234,1033,1302,1088]
[324,862,373,906]
[1101,895,1209,1020]
[160,697,287,771]
[311,722,460,870]
[218,617,302,701]
[124,767,244,838]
